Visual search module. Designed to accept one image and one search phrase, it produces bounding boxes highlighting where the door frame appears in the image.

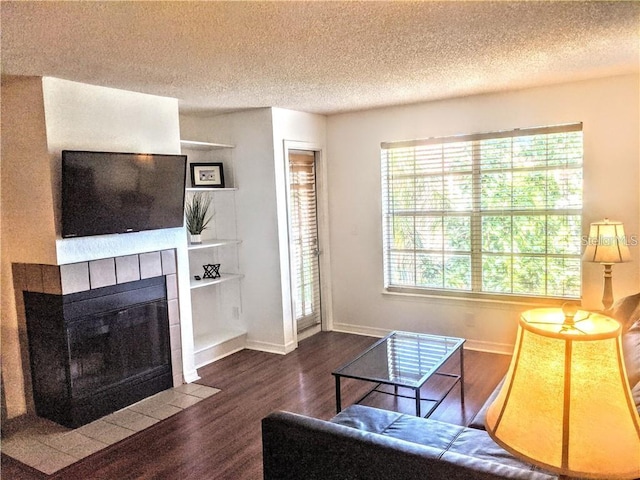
[282,140,334,347]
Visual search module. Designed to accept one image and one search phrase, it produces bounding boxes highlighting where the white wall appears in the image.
[1,76,54,417]
[1,77,58,265]
[326,75,640,352]
[1,77,197,418]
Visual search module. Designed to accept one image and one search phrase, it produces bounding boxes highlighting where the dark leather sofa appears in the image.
[262,294,640,480]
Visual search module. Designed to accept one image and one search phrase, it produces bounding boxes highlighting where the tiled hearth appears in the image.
[13,249,184,388]
[2,383,220,475]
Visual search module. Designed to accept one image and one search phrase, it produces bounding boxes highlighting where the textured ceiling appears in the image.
[2,1,639,115]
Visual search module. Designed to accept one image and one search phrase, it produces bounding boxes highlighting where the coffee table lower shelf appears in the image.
[343,371,463,418]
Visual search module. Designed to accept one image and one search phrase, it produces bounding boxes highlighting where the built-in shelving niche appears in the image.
[181,140,246,368]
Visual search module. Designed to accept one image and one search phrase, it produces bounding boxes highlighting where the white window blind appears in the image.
[381,124,583,300]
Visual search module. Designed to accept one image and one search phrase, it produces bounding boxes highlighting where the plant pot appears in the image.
[190,233,202,244]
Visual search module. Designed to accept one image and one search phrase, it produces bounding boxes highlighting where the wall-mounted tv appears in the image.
[61,150,187,238]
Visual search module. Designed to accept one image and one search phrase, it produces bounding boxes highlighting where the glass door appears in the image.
[288,150,322,333]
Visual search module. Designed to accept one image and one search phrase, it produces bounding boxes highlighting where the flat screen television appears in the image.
[61,150,187,238]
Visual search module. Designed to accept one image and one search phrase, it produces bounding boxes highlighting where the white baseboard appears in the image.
[245,338,296,355]
[194,334,247,369]
[332,322,513,355]
[182,369,201,384]
[190,324,513,372]
[331,322,389,338]
[194,345,246,369]
[464,339,513,355]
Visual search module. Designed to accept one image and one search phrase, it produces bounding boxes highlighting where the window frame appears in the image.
[381,123,584,303]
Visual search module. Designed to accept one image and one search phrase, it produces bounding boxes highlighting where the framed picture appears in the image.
[190,162,225,188]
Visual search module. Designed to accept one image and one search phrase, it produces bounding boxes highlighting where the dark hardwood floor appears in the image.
[2,332,510,479]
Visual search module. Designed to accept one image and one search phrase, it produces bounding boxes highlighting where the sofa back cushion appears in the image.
[610,293,640,390]
[623,318,640,389]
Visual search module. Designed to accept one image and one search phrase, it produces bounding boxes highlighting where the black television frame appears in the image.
[61,150,187,238]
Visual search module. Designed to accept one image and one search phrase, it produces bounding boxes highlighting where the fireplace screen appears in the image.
[68,300,170,399]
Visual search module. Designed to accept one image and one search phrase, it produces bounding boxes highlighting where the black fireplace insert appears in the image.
[24,276,173,428]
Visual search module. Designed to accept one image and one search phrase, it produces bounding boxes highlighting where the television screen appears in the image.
[61,150,187,238]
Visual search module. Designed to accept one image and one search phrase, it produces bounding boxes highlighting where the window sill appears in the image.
[382,288,579,308]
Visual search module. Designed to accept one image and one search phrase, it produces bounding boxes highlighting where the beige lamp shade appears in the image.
[485,308,640,479]
[583,219,631,264]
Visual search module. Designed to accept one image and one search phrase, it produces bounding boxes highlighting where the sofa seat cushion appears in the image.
[331,404,465,451]
[446,428,548,475]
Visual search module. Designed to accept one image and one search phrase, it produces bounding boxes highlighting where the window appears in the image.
[381,124,583,300]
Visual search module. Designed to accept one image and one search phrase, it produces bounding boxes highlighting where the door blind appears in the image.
[289,151,321,331]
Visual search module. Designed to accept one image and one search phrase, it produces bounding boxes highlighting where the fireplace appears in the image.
[24,276,172,428]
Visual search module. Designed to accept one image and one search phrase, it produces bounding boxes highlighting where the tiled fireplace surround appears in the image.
[13,249,184,413]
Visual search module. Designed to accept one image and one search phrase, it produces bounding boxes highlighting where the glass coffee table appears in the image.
[332,331,465,418]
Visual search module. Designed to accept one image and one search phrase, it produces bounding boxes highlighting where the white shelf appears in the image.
[188,239,241,250]
[186,187,238,192]
[190,273,243,290]
[180,140,234,150]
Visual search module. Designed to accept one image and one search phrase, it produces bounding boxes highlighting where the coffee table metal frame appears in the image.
[332,331,465,418]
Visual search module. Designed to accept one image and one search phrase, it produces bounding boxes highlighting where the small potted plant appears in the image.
[185,192,213,244]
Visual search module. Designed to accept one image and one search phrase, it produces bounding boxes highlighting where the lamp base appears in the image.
[601,263,614,311]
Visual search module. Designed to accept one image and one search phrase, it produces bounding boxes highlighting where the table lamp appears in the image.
[485,306,640,479]
[583,219,631,310]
